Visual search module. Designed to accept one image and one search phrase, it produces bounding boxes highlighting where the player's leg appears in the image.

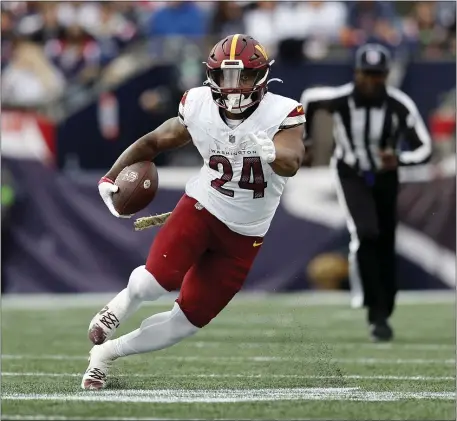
[104,232,261,354]
[176,248,261,329]
[87,195,211,345]
[87,266,167,345]
[176,216,263,329]
[334,162,384,316]
[82,217,261,389]
[82,195,213,389]
[374,171,399,321]
[83,300,199,389]
[335,163,394,342]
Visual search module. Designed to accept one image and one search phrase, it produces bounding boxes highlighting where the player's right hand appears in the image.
[98,177,130,219]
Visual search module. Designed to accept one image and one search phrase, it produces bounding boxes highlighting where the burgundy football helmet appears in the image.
[204,34,278,113]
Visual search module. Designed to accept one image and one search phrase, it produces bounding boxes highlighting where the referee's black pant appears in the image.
[335,160,398,323]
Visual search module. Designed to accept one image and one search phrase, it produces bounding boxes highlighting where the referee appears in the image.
[301,44,432,341]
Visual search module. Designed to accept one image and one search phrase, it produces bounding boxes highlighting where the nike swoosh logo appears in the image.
[297,106,303,113]
[253,241,263,247]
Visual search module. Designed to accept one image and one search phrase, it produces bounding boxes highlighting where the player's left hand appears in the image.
[249,131,276,164]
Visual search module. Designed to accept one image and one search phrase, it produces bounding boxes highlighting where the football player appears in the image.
[82,34,306,389]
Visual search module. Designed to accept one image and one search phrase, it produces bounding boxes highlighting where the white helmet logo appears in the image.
[143,179,151,189]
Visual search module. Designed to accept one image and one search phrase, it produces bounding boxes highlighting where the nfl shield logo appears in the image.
[229,134,235,143]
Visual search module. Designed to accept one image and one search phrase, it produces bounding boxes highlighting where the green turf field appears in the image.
[1,292,455,420]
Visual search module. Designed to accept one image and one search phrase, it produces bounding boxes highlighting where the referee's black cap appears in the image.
[355,44,391,73]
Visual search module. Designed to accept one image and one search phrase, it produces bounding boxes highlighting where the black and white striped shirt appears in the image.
[300,83,432,171]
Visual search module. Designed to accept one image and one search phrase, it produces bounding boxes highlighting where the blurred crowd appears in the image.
[1,1,456,107]
[2,1,143,106]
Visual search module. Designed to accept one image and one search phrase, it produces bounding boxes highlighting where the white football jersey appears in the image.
[178,87,305,237]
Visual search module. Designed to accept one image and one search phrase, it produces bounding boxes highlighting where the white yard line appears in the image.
[2,333,454,352]
[0,417,248,421]
[187,341,455,351]
[0,417,281,421]
[0,417,189,421]
[3,332,454,352]
[2,354,454,365]
[2,388,454,403]
[2,291,453,310]
[2,372,455,381]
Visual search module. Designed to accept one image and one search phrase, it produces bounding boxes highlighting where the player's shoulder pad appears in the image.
[178,86,211,126]
[179,87,210,111]
[180,90,189,106]
[187,86,211,102]
[270,94,306,130]
[287,104,305,118]
[178,92,187,125]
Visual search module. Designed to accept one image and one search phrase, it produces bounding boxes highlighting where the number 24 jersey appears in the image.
[178,86,306,237]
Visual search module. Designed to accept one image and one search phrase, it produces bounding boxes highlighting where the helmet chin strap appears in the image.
[204,74,282,114]
[228,108,244,114]
[226,77,283,113]
[225,94,244,113]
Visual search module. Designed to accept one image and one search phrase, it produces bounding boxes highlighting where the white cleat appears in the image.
[88,306,120,345]
[81,345,115,390]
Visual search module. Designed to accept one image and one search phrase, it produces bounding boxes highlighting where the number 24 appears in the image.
[209,155,267,199]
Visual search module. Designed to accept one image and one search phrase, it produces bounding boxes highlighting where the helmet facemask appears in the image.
[205,59,270,113]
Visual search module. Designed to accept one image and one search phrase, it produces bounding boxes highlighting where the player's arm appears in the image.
[270,125,305,177]
[301,102,319,167]
[300,84,352,166]
[394,91,432,166]
[249,104,306,177]
[104,117,191,181]
[269,102,307,177]
[300,89,331,167]
[99,91,192,219]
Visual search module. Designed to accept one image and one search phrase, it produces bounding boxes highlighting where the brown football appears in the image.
[112,161,158,216]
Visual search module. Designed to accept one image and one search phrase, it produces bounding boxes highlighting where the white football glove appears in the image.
[249,131,276,164]
[98,177,131,219]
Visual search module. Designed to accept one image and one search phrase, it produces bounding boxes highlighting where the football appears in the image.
[112,161,158,216]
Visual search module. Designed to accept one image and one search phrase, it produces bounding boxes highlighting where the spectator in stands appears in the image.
[402,1,452,58]
[9,1,43,37]
[1,1,29,19]
[112,1,145,35]
[209,1,245,41]
[56,1,100,33]
[299,1,347,42]
[147,2,207,38]
[243,1,282,57]
[341,1,402,51]
[2,39,66,106]
[1,9,16,69]
[295,1,348,60]
[436,0,456,55]
[28,3,65,45]
[244,1,347,62]
[87,2,138,65]
[47,24,102,86]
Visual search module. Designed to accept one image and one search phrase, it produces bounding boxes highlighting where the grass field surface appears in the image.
[1,292,455,420]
